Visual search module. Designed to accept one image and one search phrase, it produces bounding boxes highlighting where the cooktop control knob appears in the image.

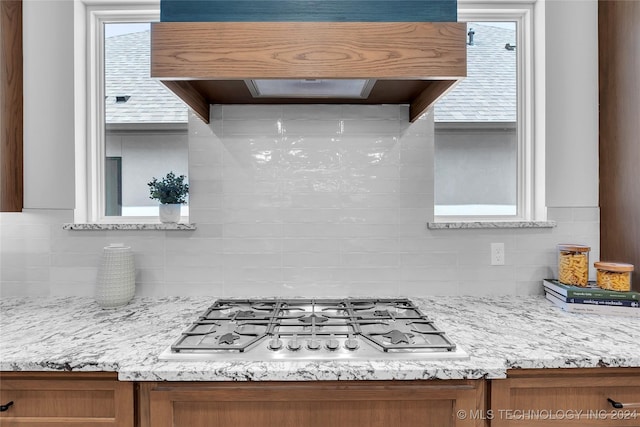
[268,336,283,351]
[344,336,359,351]
[307,339,321,350]
[325,338,340,351]
[287,338,302,351]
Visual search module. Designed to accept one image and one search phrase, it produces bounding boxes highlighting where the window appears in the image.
[78,4,189,223]
[433,4,542,221]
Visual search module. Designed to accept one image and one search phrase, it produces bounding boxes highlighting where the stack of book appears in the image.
[543,279,640,317]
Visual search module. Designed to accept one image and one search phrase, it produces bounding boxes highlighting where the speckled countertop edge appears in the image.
[1,295,638,382]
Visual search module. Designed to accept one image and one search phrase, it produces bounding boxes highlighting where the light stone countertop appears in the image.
[1,295,638,381]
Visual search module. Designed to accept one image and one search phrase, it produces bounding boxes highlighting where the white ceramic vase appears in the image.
[95,244,135,308]
[159,203,181,223]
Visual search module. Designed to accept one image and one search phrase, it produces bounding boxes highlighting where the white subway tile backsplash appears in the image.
[288,194,342,209]
[135,281,168,297]
[223,253,282,269]
[165,266,225,283]
[398,280,458,296]
[167,282,225,297]
[400,252,458,267]
[50,267,98,295]
[0,223,50,239]
[0,106,600,296]
[188,165,224,181]
[50,252,100,268]
[1,266,49,282]
[222,105,283,121]
[223,267,283,282]
[332,267,402,282]
[284,119,341,136]
[400,266,460,282]
[458,280,517,296]
[515,265,555,282]
[340,238,400,253]
[283,105,344,120]
[135,268,166,284]
[220,208,281,223]
[0,281,50,297]
[223,120,283,136]
[224,238,282,254]
[337,208,398,224]
[4,237,51,254]
[283,238,340,253]
[342,105,403,120]
[189,148,223,167]
[458,266,517,282]
[282,267,337,282]
[516,280,545,295]
[283,252,341,267]
[340,253,399,267]
[283,223,344,238]
[341,119,401,136]
[223,223,282,238]
[280,208,342,224]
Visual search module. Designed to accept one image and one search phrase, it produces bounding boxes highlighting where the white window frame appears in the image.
[434,0,545,223]
[75,0,167,224]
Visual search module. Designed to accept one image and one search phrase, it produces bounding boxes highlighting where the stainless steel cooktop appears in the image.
[159,298,468,361]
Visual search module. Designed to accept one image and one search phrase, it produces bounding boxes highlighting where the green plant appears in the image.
[147,172,189,204]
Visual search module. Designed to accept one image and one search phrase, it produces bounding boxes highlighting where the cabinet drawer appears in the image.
[491,368,640,427]
[139,380,487,427]
[0,372,133,427]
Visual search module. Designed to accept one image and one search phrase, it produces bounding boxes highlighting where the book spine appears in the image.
[543,280,639,300]
[544,286,640,308]
[566,297,640,308]
[545,292,640,317]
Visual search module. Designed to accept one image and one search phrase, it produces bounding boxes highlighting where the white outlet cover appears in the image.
[491,243,505,265]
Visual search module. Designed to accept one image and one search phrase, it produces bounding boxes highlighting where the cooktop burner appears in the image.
[159,298,468,361]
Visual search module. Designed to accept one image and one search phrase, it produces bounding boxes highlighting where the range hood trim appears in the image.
[245,79,377,99]
[151,21,467,123]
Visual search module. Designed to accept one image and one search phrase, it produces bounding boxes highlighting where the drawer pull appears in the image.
[0,401,13,412]
[608,398,640,409]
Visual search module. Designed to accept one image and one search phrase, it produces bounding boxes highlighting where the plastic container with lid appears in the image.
[594,262,634,292]
[557,244,590,287]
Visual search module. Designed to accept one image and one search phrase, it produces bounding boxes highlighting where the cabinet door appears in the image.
[139,380,487,427]
[491,368,640,427]
[0,372,133,427]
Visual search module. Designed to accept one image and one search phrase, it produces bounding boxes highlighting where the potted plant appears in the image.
[147,172,189,223]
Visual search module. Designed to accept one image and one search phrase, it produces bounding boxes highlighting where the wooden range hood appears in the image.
[151,21,467,123]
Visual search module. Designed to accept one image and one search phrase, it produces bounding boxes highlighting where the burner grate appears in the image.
[170,298,460,356]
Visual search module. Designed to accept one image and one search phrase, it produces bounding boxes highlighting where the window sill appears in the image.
[62,223,197,231]
[427,220,556,230]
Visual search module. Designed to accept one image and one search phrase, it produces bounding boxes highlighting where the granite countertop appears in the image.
[1,295,639,382]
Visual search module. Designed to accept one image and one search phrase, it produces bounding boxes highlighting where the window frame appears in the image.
[433,0,545,223]
[75,0,543,224]
[77,0,181,224]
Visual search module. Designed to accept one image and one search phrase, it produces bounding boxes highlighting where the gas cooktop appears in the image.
[159,298,468,361]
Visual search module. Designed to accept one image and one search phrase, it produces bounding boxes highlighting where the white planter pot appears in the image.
[95,244,135,308]
[159,203,181,223]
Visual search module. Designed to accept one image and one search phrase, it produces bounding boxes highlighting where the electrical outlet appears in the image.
[491,243,505,265]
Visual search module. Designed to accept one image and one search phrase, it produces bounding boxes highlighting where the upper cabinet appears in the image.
[0,0,23,212]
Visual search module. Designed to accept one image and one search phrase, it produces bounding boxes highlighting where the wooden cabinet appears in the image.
[0,0,23,212]
[490,368,640,427]
[4,367,640,427]
[138,379,487,427]
[0,372,134,427]
[599,0,640,290]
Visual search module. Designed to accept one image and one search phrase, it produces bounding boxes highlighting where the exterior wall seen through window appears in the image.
[104,23,189,218]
